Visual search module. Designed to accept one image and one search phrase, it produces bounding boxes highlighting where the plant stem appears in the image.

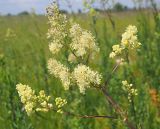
[101,87,136,129]
[52,109,117,119]
[105,61,121,86]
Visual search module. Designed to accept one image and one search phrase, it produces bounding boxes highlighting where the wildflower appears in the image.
[70,24,83,38]
[16,83,37,115]
[126,25,138,34]
[122,80,128,86]
[109,52,116,58]
[121,25,141,49]
[46,3,101,94]
[70,23,99,57]
[36,90,53,112]
[109,25,141,59]
[46,3,67,55]
[16,83,52,116]
[73,64,102,94]
[49,42,63,55]
[109,45,123,58]
[122,80,138,102]
[48,58,71,90]
[112,45,123,54]
[55,97,67,113]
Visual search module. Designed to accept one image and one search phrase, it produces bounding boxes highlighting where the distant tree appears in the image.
[124,6,128,10]
[18,11,29,16]
[7,13,12,16]
[59,10,68,14]
[113,2,127,12]
[94,8,104,13]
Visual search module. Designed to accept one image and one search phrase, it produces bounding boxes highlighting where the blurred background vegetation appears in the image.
[0,0,160,129]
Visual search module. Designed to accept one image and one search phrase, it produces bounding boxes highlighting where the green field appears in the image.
[0,10,160,129]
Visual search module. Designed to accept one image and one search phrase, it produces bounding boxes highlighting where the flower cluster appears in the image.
[46,3,67,55]
[122,80,138,102]
[109,25,141,59]
[16,83,52,116]
[36,90,53,112]
[55,97,67,113]
[109,45,123,58]
[70,23,99,57]
[73,64,102,94]
[47,3,102,93]
[121,25,141,49]
[48,58,71,90]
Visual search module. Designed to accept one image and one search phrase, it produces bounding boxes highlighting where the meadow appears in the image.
[0,9,160,129]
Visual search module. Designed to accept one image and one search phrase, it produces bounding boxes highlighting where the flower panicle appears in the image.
[48,58,71,90]
[122,80,138,102]
[16,83,53,116]
[46,3,102,94]
[46,3,68,55]
[109,25,141,59]
[55,97,67,114]
[70,23,99,58]
[73,64,102,94]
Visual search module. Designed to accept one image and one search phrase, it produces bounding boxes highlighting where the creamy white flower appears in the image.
[73,64,102,93]
[70,23,99,57]
[48,58,71,90]
[122,80,138,102]
[16,83,52,116]
[126,25,138,34]
[49,42,63,54]
[109,44,123,58]
[121,25,141,49]
[55,97,67,114]
[16,83,36,115]
[55,97,67,108]
[47,4,67,55]
[109,52,116,58]
[109,25,141,59]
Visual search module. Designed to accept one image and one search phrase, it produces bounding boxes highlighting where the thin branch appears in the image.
[52,109,117,119]
[101,0,116,30]
[99,58,136,129]
[64,111,117,119]
[105,61,121,86]
[100,87,136,129]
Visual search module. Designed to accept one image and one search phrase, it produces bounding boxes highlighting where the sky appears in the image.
[0,0,160,15]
